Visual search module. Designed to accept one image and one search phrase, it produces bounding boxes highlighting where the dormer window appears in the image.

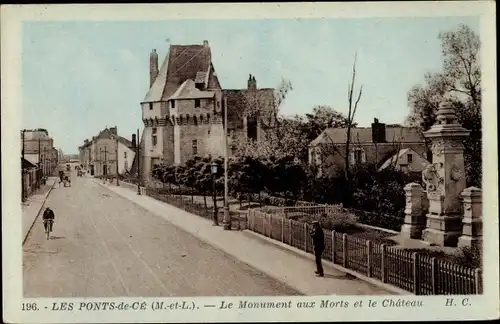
[171,100,176,109]
[149,103,153,110]
[195,82,204,90]
[195,99,200,108]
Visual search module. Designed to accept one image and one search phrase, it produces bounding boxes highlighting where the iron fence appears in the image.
[247,208,482,295]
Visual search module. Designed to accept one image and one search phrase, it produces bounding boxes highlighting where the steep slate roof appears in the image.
[168,79,215,100]
[117,136,134,150]
[310,126,424,146]
[143,44,217,103]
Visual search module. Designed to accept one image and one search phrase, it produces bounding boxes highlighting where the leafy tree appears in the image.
[193,157,212,210]
[406,24,481,187]
[162,165,176,190]
[304,105,354,140]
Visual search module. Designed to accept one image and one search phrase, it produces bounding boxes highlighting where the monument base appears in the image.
[422,228,462,247]
[400,224,425,239]
[457,235,483,249]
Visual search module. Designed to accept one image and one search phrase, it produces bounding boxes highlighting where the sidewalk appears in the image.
[96,180,396,296]
[22,178,57,244]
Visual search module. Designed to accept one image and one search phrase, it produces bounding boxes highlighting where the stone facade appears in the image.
[457,187,483,248]
[139,41,274,182]
[400,183,429,239]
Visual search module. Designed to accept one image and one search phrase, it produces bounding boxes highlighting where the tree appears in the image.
[345,53,363,179]
[193,157,212,210]
[406,24,481,187]
[305,105,353,140]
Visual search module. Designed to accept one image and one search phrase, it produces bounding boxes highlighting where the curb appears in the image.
[22,179,57,245]
[242,230,412,296]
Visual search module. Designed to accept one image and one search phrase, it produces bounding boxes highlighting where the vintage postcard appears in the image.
[2,2,498,323]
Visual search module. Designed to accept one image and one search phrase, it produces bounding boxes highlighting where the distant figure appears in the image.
[310,220,325,277]
[58,170,64,187]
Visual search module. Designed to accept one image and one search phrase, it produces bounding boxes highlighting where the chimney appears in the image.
[84,139,89,145]
[371,118,386,143]
[248,74,256,90]
[110,127,117,135]
[132,133,137,148]
[150,49,159,87]
[203,40,209,47]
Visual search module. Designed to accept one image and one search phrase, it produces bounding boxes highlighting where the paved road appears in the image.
[23,172,300,297]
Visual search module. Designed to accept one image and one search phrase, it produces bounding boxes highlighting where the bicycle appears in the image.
[44,219,54,240]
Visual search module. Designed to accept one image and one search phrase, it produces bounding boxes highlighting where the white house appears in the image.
[378,148,430,173]
[78,127,136,177]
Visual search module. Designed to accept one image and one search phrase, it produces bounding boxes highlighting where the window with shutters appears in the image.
[351,148,366,165]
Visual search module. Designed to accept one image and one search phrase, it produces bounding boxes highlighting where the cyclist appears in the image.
[42,207,55,233]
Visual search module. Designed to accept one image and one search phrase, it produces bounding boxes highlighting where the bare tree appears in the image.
[345,53,363,181]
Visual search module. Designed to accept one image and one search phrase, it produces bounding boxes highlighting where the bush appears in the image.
[452,245,482,269]
[296,210,359,233]
[404,245,482,269]
[350,208,405,232]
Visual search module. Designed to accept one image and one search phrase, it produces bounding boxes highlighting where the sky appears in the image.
[21,17,479,154]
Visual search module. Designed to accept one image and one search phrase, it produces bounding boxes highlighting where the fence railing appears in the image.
[247,209,483,295]
[144,188,246,229]
[262,204,344,220]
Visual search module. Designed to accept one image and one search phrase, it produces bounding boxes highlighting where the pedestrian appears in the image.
[310,220,325,277]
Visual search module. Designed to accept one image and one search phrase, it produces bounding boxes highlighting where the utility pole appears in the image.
[37,137,41,189]
[223,96,230,230]
[136,128,141,195]
[102,146,108,182]
[115,136,120,186]
[21,129,26,202]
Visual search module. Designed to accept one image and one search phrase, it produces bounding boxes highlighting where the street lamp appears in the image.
[211,161,219,226]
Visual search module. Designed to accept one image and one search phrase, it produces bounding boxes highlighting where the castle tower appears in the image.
[150,49,159,87]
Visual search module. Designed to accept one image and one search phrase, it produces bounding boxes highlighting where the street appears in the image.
[23,171,300,297]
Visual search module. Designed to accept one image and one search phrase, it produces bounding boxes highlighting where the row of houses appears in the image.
[21,128,60,199]
[81,40,430,183]
[78,127,136,177]
[308,118,430,177]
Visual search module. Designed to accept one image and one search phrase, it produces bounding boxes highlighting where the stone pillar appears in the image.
[421,101,470,247]
[401,183,427,239]
[458,187,482,248]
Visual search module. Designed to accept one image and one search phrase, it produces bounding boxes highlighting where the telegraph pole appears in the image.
[137,128,141,195]
[115,136,120,186]
[37,137,41,189]
[223,96,230,230]
[103,146,108,182]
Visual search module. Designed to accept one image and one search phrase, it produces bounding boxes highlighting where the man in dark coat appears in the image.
[310,220,325,277]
